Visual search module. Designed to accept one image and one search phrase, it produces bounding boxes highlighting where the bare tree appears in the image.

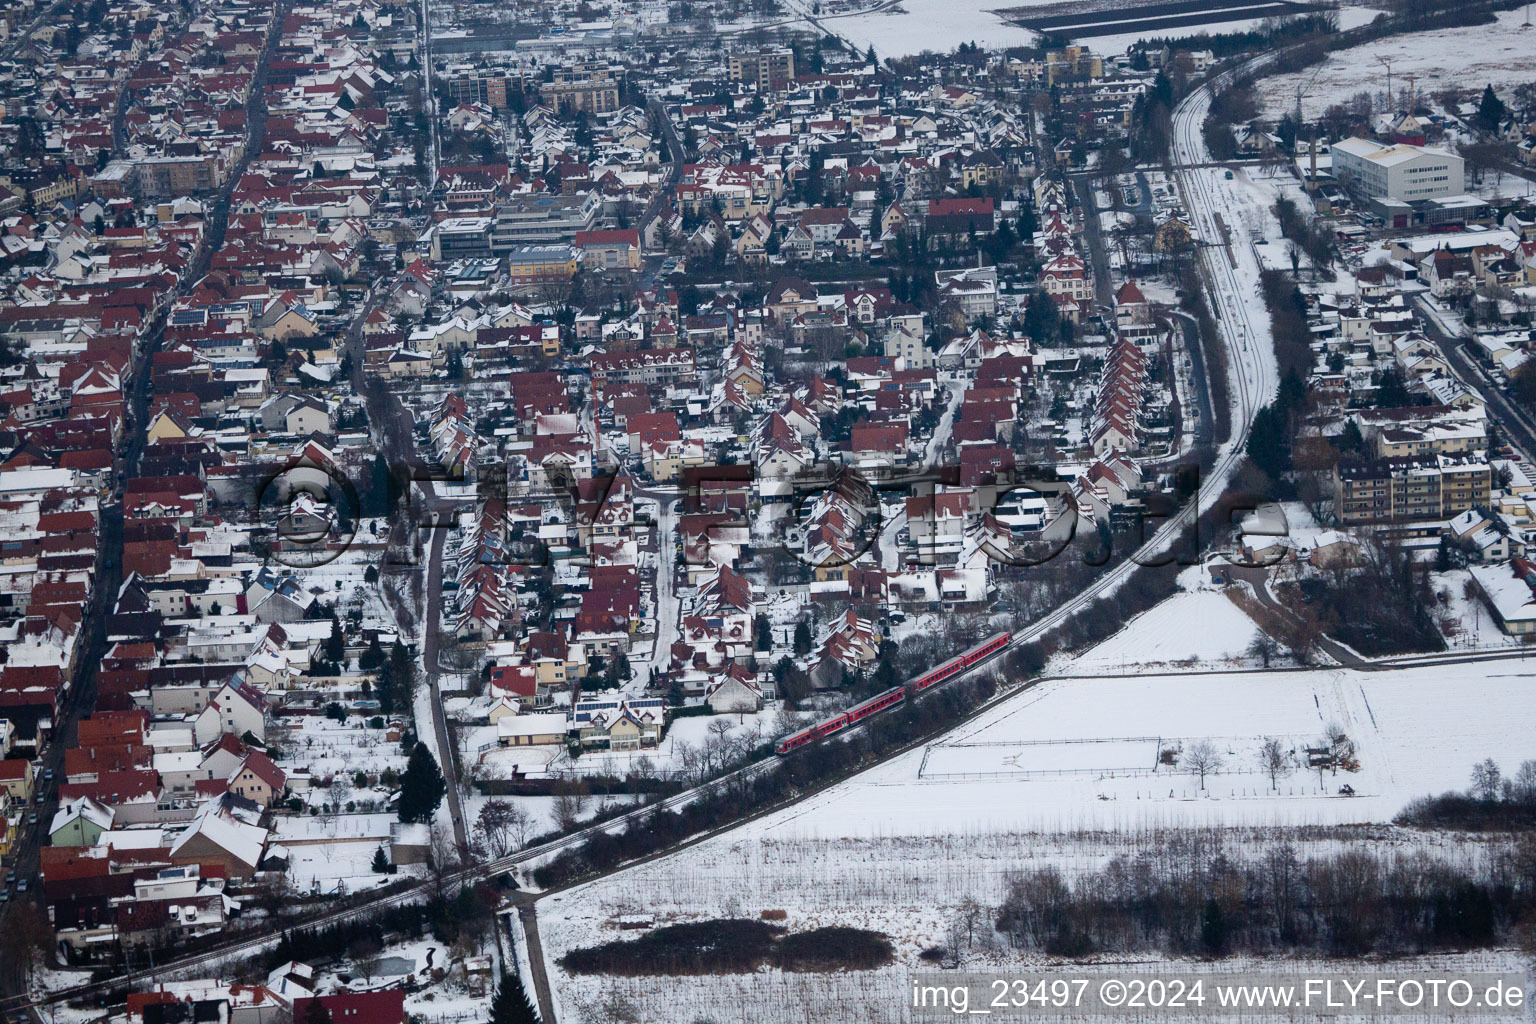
[1511,760,1536,801]
[251,869,298,921]
[707,715,734,749]
[1181,741,1224,790]
[476,800,533,858]
[0,901,53,986]
[350,936,383,985]
[956,896,984,949]
[1257,737,1293,790]
[674,739,703,784]
[630,754,656,788]
[427,822,461,894]
[1324,722,1356,771]
[1471,758,1503,801]
[551,779,591,830]
[328,773,352,813]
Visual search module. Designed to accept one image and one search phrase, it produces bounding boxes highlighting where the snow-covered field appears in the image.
[539,621,1536,1020]
[1062,587,1262,672]
[789,0,1388,60]
[786,0,1034,58]
[1082,5,1382,58]
[1259,9,1536,120]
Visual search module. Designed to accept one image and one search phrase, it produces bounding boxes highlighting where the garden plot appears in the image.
[275,714,409,792]
[272,812,408,895]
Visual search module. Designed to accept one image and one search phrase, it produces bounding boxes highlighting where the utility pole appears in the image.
[1376,55,1394,113]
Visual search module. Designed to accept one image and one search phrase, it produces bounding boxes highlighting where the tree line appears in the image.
[559,919,893,976]
[1399,758,1536,831]
[995,833,1536,958]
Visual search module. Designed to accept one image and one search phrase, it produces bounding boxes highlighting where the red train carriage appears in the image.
[773,632,1012,755]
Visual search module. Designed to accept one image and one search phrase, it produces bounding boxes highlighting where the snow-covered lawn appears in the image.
[1429,568,1528,650]
[568,707,783,778]
[1259,8,1536,120]
[274,714,409,789]
[272,812,415,894]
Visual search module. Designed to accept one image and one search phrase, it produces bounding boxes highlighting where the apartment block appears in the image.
[539,77,620,115]
[136,156,217,198]
[1334,454,1491,524]
[728,48,795,91]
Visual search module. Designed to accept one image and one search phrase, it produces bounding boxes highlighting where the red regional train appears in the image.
[773,631,1012,755]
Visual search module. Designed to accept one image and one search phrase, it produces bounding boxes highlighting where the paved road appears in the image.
[513,894,556,1022]
[420,517,470,854]
[1070,173,1116,311]
[0,3,288,1017]
[1415,296,1536,462]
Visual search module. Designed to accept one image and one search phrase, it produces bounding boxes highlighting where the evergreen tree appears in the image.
[1022,289,1060,344]
[755,612,773,651]
[1246,404,1290,479]
[490,972,541,1024]
[303,1000,334,1024]
[1337,418,1364,455]
[371,846,390,873]
[792,621,812,657]
[359,634,385,671]
[376,656,396,716]
[387,641,417,714]
[1375,366,1411,408]
[368,452,394,517]
[325,613,345,664]
[1477,84,1507,133]
[398,742,445,823]
[1200,898,1229,955]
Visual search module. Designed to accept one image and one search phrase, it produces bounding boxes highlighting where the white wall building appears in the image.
[1332,138,1463,202]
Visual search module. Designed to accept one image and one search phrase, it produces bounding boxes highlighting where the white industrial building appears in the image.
[1332,137,1463,202]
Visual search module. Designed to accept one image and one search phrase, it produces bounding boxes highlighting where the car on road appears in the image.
[4,871,13,885]
[27,812,37,826]
[15,879,27,892]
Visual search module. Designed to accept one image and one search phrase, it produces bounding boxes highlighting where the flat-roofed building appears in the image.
[492,192,600,247]
[1334,453,1490,524]
[1333,137,1463,202]
[504,245,579,292]
[728,48,795,91]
